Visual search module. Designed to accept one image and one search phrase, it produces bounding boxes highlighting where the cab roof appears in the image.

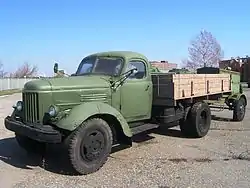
[87,51,148,61]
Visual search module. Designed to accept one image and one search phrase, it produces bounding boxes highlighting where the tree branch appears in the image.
[10,62,38,78]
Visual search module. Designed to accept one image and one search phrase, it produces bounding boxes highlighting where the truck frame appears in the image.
[4,51,247,175]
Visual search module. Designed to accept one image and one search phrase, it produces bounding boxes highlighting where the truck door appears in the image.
[120,59,152,122]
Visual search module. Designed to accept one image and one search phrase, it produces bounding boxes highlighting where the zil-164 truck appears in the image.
[4,51,247,175]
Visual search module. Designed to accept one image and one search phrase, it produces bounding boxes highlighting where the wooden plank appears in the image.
[151,73,232,104]
[173,73,231,100]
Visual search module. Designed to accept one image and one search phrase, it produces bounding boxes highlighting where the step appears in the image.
[131,123,159,135]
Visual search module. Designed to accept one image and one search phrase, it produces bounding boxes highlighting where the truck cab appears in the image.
[4,51,157,175]
[70,51,153,123]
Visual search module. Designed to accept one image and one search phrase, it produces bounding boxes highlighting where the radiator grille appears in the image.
[23,92,39,123]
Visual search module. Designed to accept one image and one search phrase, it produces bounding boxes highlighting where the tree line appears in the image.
[0,62,38,78]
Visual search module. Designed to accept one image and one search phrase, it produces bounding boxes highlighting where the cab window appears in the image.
[126,60,146,79]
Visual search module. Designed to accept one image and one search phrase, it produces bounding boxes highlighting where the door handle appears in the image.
[145,85,149,91]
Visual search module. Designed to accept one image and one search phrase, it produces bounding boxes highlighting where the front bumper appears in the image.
[4,116,62,143]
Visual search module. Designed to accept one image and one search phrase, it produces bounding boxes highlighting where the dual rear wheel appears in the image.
[180,102,211,138]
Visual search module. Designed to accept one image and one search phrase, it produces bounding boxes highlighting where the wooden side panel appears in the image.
[173,74,231,100]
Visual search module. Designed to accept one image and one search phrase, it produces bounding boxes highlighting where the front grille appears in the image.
[23,92,39,123]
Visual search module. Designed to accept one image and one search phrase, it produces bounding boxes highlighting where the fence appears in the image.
[0,78,39,91]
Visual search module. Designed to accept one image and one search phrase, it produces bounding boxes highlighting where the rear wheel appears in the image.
[233,97,246,121]
[15,134,46,154]
[180,102,211,138]
[65,118,113,175]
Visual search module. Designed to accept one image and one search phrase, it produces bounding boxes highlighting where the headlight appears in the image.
[16,101,23,111]
[48,105,58,117]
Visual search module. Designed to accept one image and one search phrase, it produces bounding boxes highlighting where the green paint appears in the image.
[220,69,241,94]
[56,101,132,137]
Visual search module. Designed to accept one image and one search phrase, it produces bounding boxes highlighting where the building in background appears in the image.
[219,57,244,72]
[150,60,177,72]
[219,56,249,83]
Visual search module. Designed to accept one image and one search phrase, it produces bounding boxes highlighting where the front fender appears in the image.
[228,93,247,106]
[56,102,132,137]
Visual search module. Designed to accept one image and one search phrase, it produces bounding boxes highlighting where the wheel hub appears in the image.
[81,130,105,161]
[239,103,245,116]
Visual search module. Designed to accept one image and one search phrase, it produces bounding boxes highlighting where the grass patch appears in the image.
[0,89,21,96]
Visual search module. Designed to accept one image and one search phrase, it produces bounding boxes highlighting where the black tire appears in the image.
[180,102,211,138]
[233,97,246,121]
[65,118,113,175]
[15,134,46,154]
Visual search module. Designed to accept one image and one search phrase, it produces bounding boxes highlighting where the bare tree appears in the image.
[10,62,38,78]
[181,59,197,72]
[183,30,224,70]
[0,62,8,78]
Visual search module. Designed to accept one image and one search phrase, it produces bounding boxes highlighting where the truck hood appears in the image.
[23,75,111,91]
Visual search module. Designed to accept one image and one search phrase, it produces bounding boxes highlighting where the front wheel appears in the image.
[180,102,211,138]
[65,118,113,175]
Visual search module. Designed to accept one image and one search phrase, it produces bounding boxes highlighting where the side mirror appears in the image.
[132,68,138,73]
[54,63,58,73]
[127,68,138,77]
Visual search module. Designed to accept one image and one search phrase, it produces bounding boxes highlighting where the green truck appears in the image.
[5,51,247,175]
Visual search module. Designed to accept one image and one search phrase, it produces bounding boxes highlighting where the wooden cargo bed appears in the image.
[152,73,231,105]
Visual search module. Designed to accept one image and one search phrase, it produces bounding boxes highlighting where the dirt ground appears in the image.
[0,88,249,188]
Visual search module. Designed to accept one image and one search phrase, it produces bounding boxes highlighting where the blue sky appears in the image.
[0,0,250,76]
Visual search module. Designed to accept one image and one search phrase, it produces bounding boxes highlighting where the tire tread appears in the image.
[66,118,113,175]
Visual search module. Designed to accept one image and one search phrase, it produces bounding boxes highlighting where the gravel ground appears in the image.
[0,88,250,188]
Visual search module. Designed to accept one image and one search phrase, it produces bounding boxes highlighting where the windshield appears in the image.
[75,56,123,76]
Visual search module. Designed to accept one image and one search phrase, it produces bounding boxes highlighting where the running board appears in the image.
[131,123,159,135]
